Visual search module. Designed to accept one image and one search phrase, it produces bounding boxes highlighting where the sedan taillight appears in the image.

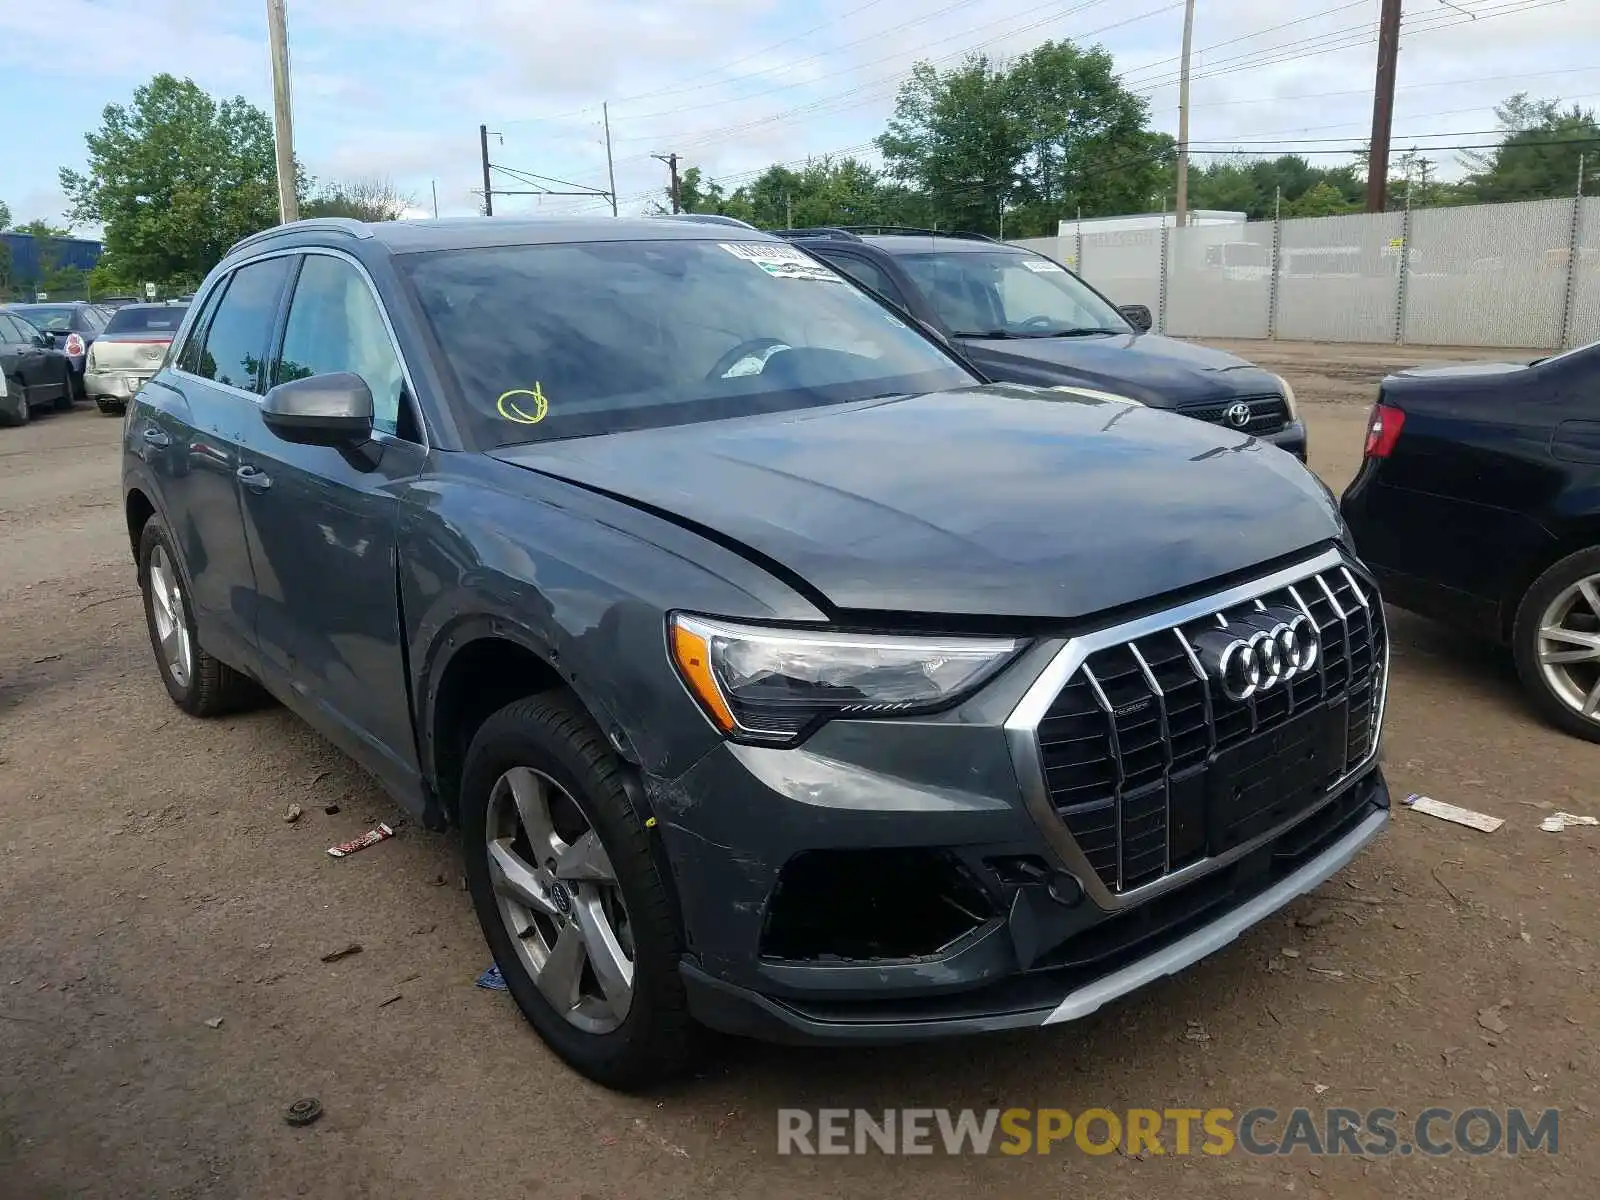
[64,332,86,357]
[1363,402,1405,459]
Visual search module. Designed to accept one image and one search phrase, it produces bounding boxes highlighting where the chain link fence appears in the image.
[1014,196,1600,350]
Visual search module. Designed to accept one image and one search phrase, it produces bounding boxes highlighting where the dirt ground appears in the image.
[2,341,1595,1199]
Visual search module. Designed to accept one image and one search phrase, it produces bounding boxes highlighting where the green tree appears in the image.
[0,199,11,229]
[1461,94,1600,202]
[1282,181,1357,218]
[60,73,281,289]
[303,176,414,222]
[1186,155,1364,220]
[876,41,1168,236]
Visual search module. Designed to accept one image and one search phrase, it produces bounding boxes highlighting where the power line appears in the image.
[615,1,1182,156]
[615,0,1122,128]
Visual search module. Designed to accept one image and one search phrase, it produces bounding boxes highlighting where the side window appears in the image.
[1,315,30,343]
[177,284,226,374]
[274,255,408,438]
[818,252,908,309]
[192,258,292,392]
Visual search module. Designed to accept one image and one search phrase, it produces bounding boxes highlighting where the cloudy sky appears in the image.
[0,0,1592,231]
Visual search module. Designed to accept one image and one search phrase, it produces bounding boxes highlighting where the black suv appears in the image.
[123,216,1385,1087]
[776,227,1307,459]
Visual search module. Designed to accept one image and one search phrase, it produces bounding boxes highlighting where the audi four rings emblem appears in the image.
[1223,401,1252,428]
[1191,607,1320,702]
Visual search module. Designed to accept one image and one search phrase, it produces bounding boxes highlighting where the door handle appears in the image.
[236,465,273,492]
[141,426,170,448]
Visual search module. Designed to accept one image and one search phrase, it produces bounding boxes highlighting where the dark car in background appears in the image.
[124,215,1386,1088]
[2,301,109,400]
[1342,338,1600,743]
[86,302,189,414]
[775,228,1307,459]
[0,309,74,425]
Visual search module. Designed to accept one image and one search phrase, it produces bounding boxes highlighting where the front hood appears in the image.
[961,331,1282,408]
[491,385,1341,620]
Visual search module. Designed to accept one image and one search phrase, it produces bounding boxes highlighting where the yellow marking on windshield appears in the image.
[497,383,549,425]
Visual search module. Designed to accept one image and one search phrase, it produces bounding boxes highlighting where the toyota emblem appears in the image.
[1223,401,1252,428]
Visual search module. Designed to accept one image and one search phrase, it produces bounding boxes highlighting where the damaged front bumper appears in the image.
[649,722,1388,1046]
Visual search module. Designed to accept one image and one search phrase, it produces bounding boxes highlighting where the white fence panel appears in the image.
[1275,211,1402,343]
[1164,221,1273,340]
[1010,235,1074,268]
[1404,199,1570,348]
[1079,228,1163,322]
[1568,198,1600,349]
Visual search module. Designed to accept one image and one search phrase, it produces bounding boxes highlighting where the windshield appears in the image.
[105,305,188,335]
[401,239,973,445]
[896,249,1129,338]
[10,305,77,331]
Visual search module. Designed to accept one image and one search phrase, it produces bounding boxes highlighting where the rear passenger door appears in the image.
[142,257,292,671]
[236,250,426,803]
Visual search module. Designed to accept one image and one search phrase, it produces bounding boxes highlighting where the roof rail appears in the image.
[655,212,760,230]
[835,225,1001,242]
[769,227,864,242]
[226,216,372,257]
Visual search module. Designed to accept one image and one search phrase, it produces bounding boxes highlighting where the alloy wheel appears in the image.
[1536,573,1600,722]
[147,544,194,689]
[485,766,635,1034]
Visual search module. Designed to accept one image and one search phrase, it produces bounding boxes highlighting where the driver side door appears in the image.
[236,250,428,808]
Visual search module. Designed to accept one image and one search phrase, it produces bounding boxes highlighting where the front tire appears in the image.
[459,693,694,1089]
[1513,546,1600,743]
[137,518,261,717]
[96,398,126,417]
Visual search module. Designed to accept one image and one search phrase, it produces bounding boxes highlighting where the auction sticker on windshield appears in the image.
[1022,260,1066,273]
[719,242,842,282]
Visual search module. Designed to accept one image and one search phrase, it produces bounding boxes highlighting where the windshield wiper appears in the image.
[951,329,1019,339]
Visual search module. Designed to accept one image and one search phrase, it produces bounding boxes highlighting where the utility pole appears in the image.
[603,103,618,217]
[265,0,299,223]
[1173,0,1196,227]
[431,179,439,218]
[1365,0,1403,212]
[652,152,682,213]
[786,192,793,227]
[479,125,494,216]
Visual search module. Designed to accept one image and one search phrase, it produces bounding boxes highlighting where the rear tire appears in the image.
[2,380,29,427]
[1512,546,1600,744]
[137,517,263,717]
[96,398,126,417]
[459,693,695,1089]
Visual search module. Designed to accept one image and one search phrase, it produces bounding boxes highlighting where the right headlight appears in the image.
[1268,373,1299,420]
[669,614,1023,743]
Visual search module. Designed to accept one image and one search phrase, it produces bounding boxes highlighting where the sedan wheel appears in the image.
[1535,574,1600,720]
[1514,547,1600,743]
[486,765,635,1034]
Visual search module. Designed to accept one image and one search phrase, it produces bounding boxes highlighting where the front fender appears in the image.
[400,459,828,782]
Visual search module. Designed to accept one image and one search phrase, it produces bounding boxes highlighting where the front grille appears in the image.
[1179,394,1289,436]
[1035,563,1385,895]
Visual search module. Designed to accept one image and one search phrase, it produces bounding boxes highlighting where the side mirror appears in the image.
[261,372,374,446]
[1119,304,1153,333]
[33,333,51,349]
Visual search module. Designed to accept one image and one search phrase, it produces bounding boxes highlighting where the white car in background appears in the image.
[85,302,188,414]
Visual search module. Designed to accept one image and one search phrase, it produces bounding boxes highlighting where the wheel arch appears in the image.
[1500,517,1600,640]
[421,620,639,826]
